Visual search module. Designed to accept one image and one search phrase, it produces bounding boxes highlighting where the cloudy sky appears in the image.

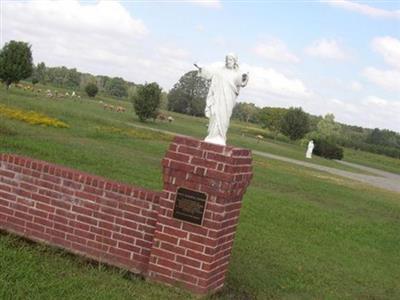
[1,0,400,131]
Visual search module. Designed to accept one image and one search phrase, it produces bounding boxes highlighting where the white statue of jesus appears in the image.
[194,53,249,145]
[306,140,315,159]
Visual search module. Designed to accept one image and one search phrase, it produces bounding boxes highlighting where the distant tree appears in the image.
[367,128,384,145]
[85,82,99,98]
[132,82,162,122]
[80,73,96,90]
[127,85,138,100]
[31,76,39,86]
[280,107,310,140]
[168,71,210,117]
[96,75,110,92]
[232,102,260,123]
[105,77,128,98]
[46,66,65,86]
[366,128,400,148]
[258,107,288,135]
[308,114,322,132]
[65,68,80,88]
[160,91,169,110]
[315,113,342,143]
[0,40,33,89]
[35,62,47,83]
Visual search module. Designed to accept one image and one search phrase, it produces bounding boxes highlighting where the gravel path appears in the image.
[254,151,400,193]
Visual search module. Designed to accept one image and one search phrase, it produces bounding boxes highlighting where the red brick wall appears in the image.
[0,154,160,274]
[0,136,252,295]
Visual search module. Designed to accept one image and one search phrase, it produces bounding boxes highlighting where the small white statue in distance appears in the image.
[194,53,249,146]
[306,140,315,159]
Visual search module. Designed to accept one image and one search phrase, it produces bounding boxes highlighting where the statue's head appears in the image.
[225,53,239,70]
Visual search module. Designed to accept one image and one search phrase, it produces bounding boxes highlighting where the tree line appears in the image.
[33,62,131,98]
[0,41,132,98]
[1,40,399,159]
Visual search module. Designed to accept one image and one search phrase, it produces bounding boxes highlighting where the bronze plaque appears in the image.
[173,187,207,225]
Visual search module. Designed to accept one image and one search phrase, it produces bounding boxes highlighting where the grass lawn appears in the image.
[343,147,400,175]
[1,86,400,299]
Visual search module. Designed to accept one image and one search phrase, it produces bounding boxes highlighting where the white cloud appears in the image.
[6,0,148,39]
[360,96,400,131]
[305,39,348,60]
[253,39,300,63]
[372,36,400,69]
[241,64,312,101]
[325,0,400,20]
[363,36,400,93]
[363,67,400,91]
[364,95,389,106]
[2,0,193,89]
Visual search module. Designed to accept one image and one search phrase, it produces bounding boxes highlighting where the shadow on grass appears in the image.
[0,230,256,299]
[0,230,145,282]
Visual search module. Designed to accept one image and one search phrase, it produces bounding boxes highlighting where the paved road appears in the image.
[121,120,400,193]
[254,151,400,193]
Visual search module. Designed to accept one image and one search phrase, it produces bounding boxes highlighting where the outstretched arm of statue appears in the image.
[195,63,213,80]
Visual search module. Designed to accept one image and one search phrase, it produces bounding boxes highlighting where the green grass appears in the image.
[0,232,194,300]
[231,158,400,299]
[1,86,400,299]
[343,147,400,175]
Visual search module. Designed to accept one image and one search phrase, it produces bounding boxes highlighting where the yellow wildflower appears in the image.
[0,104,69,128]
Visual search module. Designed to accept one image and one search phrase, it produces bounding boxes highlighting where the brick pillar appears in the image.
[148,136,253,295]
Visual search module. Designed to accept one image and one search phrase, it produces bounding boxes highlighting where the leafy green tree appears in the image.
[34,62,47,83]
[80,73,96,90]
[96,75,110,92]
[127,85,138,100]
[85,82,99,98]
[308,114,322,132]
[65,68,80,88]
[258,107,288,134]
[280,107,310,140]
[31,77,39,86]
[366,128,400,148]
[367,128,382,145]
[0,40,33,89]
[168,71,210,116]
[160,91,169,110]
[105,77,128,98]
[132,82,162,122]
[232,102,260,123]
[316,113,342,143]
[46,66,66,86]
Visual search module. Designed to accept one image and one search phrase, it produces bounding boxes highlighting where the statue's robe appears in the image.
[306,141,315,158]
[199,66,243,145]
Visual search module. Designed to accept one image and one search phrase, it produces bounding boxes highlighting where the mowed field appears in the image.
[1,85,400,299]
